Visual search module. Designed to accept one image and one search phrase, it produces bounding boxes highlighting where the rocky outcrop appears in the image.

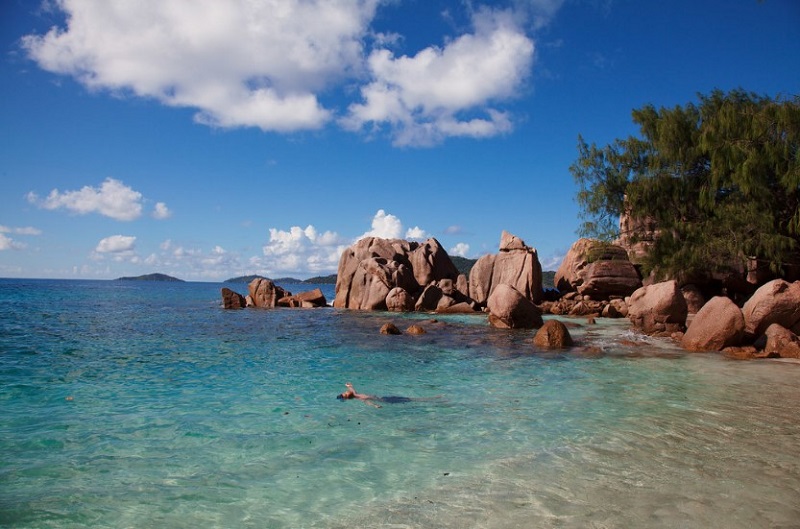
[467,254,495,305]
[277,288,327,308]
[487,284,543,329]
[761,324,800,358]
[222,280,326,310]
[533,320,573,348]
[333,236,468,312]
[554,238,641,299]
[248,278,291,308]
[741,279,800,338]
[469,231,543,305]
[627,280,688,335]
[221,287,247,309]
[681,296,744,351]
[386,287,415,312]
[408,238,460,288]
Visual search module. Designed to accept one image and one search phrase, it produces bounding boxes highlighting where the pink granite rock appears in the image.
[681,296,744,351]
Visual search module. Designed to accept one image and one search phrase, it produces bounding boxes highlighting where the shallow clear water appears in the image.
[1,279,799,528]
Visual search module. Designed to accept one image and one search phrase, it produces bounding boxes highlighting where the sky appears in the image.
[1,0,798,281]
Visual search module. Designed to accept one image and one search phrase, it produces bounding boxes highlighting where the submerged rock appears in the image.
[533,320,573,349]
[380,323,402,335]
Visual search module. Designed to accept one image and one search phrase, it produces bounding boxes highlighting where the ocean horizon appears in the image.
[2,278,799,528]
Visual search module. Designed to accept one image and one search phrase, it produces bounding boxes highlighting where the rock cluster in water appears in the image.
[222,227,800,360]
[221,278,327,309]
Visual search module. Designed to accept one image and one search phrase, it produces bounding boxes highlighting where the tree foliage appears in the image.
[571,89,800,279]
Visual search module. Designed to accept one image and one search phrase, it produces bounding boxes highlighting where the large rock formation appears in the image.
[248,278,291,308]
[627,280,688,335]
[469,231,543,305]
[487,284,543,329]
[333,236,467,312]
[554,238,641,299]
[741,279,800,338]
[681,296,744,351]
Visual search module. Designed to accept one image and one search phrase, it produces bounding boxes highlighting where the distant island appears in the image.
[116,273,184,282]
[224,274,337,284]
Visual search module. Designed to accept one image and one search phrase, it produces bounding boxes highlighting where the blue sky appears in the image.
[1,0,798,281]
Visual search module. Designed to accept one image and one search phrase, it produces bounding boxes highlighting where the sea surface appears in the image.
[1,278,799,529]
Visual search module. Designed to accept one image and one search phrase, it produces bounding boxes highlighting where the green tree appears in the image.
[571,89,800,280]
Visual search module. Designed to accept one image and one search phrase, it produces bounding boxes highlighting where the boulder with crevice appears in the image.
[627,280,688,335]
[487,284,543,329]
[469,231,543,306]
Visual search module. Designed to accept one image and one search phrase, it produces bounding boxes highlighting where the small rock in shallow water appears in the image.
[380,323,401,335]
[406,324,426,335]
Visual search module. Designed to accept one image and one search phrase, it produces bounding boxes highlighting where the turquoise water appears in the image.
[1,279,799,528]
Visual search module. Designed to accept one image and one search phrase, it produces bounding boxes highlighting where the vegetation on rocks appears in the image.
[572,89,800,280]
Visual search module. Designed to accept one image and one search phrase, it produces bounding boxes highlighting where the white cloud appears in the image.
[513,0,567,30]
[95,235,136,253]
[361,209,404,239]
[342,8,534,146]
[28,178,144,221]
[444,225,464,235]
[0,233,25,251]
[21,2,552,147]
[93,234,139,262]
[152,202,172,220]
[22,0,380,132]
[450,242,470,257]
[259,224,347,275]
[0,225,42,236]
[405,226,429,240]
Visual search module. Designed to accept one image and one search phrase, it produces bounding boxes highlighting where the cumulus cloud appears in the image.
[449,242,470,257]
[152,202,172,220]
[259,224,347,275]
[92,234,139,262]
[0,233,24,251]
[405,226,430,240]
[361,209,403,239]
[95,234,136,253]
[27,178,170,222]
[27,178,143,221]
[22,0,379,132]
[21,2,550,147]
[342,8,534,146]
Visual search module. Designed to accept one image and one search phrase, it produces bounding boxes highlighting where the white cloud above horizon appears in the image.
[22,1,541,146]
[27,178,170,222]
[341,8,534,146]
[449,242,470,257]
[22,0,379,132]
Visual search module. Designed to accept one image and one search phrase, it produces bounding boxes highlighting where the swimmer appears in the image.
[337,382,436,408]
[337,382,382,408]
